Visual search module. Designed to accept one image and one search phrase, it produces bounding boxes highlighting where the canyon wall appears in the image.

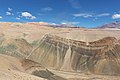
[0,33,120,76]
[28,34,120,75]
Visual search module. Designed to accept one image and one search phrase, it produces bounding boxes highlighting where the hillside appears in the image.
[0,22,120,80]
[97,22,120,29]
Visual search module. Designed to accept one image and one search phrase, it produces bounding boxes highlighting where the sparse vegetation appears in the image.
[31,40,39,47]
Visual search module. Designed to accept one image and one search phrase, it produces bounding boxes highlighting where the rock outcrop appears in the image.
[28,34,120,76]
[0,34,120,76]
[0,54,66,80]
[0,37,33,59]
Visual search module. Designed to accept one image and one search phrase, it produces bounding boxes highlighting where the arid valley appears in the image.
[0,22,120,80]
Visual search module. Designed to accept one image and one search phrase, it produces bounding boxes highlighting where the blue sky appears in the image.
[0,0,120,28]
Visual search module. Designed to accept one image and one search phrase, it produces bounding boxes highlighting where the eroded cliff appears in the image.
[0,33,120,76]
[28,34,120,76]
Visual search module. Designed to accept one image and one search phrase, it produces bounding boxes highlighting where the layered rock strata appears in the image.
[28,34,120,76]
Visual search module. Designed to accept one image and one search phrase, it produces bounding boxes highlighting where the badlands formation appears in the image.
[0,22,120,80]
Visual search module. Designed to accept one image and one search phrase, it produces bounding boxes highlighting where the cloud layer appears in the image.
[6,8,14,16]
[73,13,93,18]
[97,13,110,17]
[0,16,2,19]
[21,12,36,19]
[73,12,111,19]
[8,8,12,11]
[6,12,13,16]
[112,14,120,19]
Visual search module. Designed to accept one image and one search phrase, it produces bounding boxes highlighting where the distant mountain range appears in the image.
[96,21,120,29]
[48,24,81,28]
[1,22,120,29]
[48,21,120,29]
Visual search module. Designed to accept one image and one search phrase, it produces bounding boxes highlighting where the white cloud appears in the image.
[0,16,2,19]
[97,13,110,17]
[61,22,67,24]
[6,11,13,16]
[6,8,13,16]
[21,12,36,19]
[41,7,53,12]
[68,22,80,25]
[73,13,111,19]
[8,8,12,11]
[73,13,93,18]
[22,12,32,17]
[31,16,36,19]
[50,23,57,25]
[61,21,80,25]
[112,14,120,19]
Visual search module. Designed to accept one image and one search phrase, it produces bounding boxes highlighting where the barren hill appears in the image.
[0,54,67,80]
[97,21,120,29]
[0,22,120,80]
[28,34,120,76]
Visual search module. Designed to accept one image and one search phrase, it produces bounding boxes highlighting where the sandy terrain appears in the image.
[0,54,45,80]
[0,22,120,80]
[0,22,120,42]
[0,70,45,80]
